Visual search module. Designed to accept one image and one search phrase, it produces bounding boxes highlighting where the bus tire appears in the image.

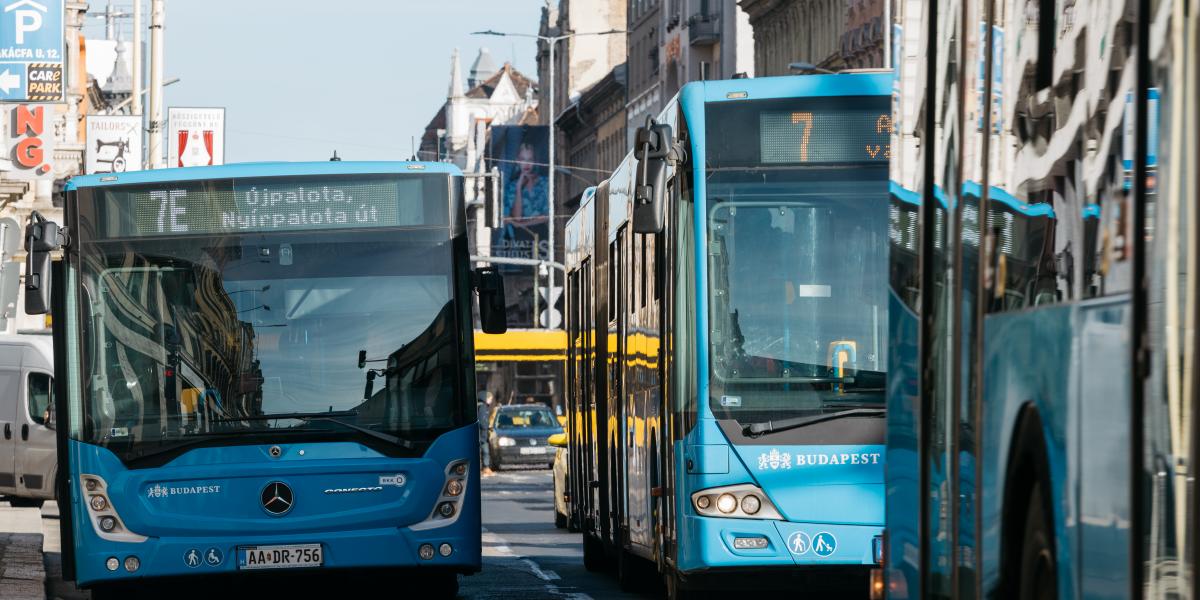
[1018,483,1056,600]
[421,572,459,598]
[665,567,699,600]
[90,584,134,600]
[617,549,641,591]
[582,533,606,572]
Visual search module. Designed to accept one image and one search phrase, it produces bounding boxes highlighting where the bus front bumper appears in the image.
[75,525,481,587]
[677,515,881,590]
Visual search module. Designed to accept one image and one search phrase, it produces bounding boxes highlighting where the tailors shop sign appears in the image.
[5,103,55,179]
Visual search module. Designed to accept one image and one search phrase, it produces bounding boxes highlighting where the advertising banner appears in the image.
[486,125,550,328]
[85,114,142,174]
[487,125,549,270]
[4,103,55,179]
[0,0,64,102]
[168,107,225,168]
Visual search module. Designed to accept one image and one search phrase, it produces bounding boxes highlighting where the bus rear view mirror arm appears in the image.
[474,267,507,334]
[633,120,675,234]
[24,211,68,316]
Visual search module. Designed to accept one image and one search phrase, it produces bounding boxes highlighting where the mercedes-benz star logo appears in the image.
[260,481,293,516]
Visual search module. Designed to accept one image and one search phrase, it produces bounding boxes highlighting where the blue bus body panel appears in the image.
[65,161,463,190]
[978,298,1131,599]
[673,74,889,575]
[883,288,920,598]
[70,423,481,586]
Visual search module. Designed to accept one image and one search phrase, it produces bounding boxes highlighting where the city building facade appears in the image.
[740,0,886,75]
[556,64,628,209]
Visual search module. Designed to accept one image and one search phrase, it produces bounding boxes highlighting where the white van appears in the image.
[0,333,55,507]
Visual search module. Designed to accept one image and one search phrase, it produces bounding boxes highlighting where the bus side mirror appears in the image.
[24,212,65,316]
[633,122,673,234]
[475,267,507,334]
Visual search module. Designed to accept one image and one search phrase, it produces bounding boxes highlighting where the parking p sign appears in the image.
[0,0,64,102]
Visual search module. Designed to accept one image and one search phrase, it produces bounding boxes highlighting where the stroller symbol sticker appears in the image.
[812,532,837,557]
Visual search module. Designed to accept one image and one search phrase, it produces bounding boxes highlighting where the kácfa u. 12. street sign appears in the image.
[0,0,64,102]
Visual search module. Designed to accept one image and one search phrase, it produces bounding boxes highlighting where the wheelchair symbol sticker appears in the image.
[786,531,811,555]
[812,532,837,557]
[205,547,223,566]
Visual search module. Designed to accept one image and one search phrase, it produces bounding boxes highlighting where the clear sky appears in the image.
[84,1,545,163]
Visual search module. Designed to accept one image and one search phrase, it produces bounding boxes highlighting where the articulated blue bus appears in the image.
[884,0,1197,598]
[563,73,892,598]
[25,162,507,598]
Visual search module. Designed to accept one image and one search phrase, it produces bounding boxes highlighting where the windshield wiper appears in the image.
[125,429,306,462]
[742,408,886,438]
[213,411,416,450]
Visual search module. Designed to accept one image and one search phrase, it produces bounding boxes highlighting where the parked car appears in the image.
[549,432,571,529]
[487,404,562,470]
[0,334,56,507]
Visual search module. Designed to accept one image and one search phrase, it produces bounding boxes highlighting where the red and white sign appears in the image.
[4,104,56,180]
[167,107,225,168]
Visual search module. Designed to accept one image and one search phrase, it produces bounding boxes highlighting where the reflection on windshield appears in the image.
[708,173,889,421]
[80,231,466,455]
[495,408,558,429]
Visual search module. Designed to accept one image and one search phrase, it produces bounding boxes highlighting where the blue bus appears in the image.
[883,0,1197,598]
[23,162,507,598]
[563,73,892,598]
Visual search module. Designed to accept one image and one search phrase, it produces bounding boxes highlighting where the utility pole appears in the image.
[132,0,143,166]
[546,36,556,307]
[104,1,117,39]
[147,0,165,169]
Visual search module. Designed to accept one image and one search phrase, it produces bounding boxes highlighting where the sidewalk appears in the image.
[0,504,46,600]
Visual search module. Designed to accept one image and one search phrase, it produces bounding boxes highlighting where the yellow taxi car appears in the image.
[548,431,571,529]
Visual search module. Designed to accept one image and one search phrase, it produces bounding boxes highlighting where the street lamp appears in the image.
[472,28,624,311]
[789,61,838,74]
[105,77,181,115]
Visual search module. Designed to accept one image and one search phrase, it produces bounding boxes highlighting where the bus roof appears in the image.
[686,72,892,104]
[65,161,463,191]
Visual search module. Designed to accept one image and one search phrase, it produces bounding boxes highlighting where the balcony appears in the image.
[688,12,721,46]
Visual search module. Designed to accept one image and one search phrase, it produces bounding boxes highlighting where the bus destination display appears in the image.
[93,176,445,238]
[760,109,891,164]
[705,96,891,168]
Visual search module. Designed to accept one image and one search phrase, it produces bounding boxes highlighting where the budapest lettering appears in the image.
[757,448,883,471]
[147,483,222,499]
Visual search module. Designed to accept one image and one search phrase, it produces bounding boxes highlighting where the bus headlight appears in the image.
[740,494,761,515]
[413,460,470,529]
[79,474,148,543]
[716,494,737,514]
[498,437,516,447]
[691,484,784,520]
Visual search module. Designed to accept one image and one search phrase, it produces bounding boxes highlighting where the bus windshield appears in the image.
[706,169,889,423]
[75,184,470,462]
